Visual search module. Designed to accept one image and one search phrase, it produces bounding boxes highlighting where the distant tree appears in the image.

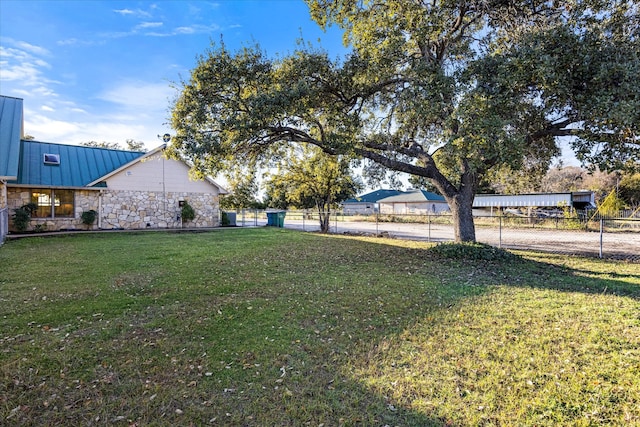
[125,139,147,152]
[541,166,586,193]
[618,172,640,208]
[262,179,290,211]
[219,167,264,210]
[487,163,548,195]
[263,146,362,232]
[596,190,625,217]
[81,141,122,149]
[581,170,620,202]
[81,140,147,151]
[23,134,35,141]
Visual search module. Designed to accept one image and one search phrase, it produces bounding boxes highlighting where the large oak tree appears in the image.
[169,0,639,241]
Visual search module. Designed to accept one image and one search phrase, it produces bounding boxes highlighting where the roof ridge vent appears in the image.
[43,153,60,165]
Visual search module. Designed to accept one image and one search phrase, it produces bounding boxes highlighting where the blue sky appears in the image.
[0,0,347,149]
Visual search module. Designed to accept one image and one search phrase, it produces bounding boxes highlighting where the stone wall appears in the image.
[6,188,100,232]
[99,190,220,229]
[6,187,220,232]
[0,181,7,209]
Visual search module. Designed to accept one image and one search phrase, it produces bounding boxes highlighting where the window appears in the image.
[30,189,74,218]
[55,190,74,217]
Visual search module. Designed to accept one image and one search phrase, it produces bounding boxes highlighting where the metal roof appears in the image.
[0,96,24,180]
[378,189,446,203]
[10,140,145,187]
[344,189,404,204]
[473,192,595,208]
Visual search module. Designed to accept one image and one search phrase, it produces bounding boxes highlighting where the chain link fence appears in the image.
[225,209,640,260]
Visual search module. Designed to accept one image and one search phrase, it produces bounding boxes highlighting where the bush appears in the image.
[81,209,97,226]
[429,242,520,261]
[12,202,38,232]
[181,201,196,223]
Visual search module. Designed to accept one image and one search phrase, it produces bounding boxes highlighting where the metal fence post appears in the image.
[599,217,604,258]
[428,213,431,242]
[499,215,502,249]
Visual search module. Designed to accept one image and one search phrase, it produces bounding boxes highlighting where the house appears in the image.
[342,189,404,214]
[0,96,23,242]
[378,189,449,214]
[0,95,227,237]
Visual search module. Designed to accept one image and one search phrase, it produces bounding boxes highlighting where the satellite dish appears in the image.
[162,133,171,143]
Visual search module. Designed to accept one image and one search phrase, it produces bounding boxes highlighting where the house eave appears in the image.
[7,183,103,191]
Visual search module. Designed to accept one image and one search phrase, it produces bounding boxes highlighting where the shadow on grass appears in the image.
[1,228,638,426]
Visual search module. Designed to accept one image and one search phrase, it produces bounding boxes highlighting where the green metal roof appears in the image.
[344,189,404,204]
[11,140,145,187]
[0,96,24,180]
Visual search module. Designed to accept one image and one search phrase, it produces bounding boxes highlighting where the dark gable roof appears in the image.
[0,96,23,180]
[345,189,445,204]
[344,189,404,204]
[10,140,145,187]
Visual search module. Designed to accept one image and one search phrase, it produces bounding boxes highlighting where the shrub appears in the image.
[11,202,38,232]
[81,209,97,226]
[181,201,196,223]
[429,242,520,261]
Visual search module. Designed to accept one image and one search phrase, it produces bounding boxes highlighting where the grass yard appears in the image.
[1,228,639,426]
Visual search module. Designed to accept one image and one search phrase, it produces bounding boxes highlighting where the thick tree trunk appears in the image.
[317,202,331,233]
[448,195,476,242]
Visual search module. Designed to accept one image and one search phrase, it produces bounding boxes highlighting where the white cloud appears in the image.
[97,80,177,110]
[14,40,50,56]
[23,110,81,141]
[113,8,152,18]
[136,22,163,30]
[18,81,178,145]
[145,23,221,37]
[0,45,56,94]
[22,105,171,147]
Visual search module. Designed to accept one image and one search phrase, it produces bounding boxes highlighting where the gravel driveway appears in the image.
[251,217,640,261]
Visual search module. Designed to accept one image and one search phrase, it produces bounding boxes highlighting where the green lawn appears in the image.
[1,228,639,426]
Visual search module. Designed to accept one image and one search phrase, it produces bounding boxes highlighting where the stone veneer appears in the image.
[6,187,220,232]
[100,190,219,229]
[0,181,7,209]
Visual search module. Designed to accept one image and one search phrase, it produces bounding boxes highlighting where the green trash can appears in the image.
[276,211,286,228]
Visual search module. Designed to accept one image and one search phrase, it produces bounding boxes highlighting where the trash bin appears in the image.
[223,211,236,226]
[266,210,286,227]
[266,211,277,226]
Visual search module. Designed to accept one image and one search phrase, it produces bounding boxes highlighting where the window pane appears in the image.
[54,190,74,217]
[31,190,51,218]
